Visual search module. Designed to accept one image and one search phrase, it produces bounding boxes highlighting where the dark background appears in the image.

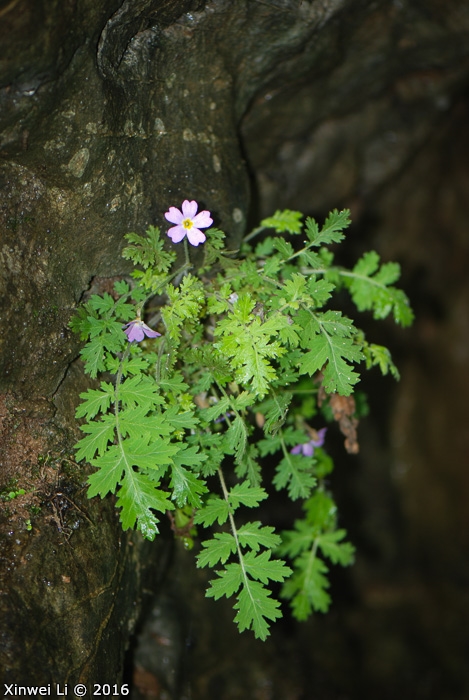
[1,1,469,697]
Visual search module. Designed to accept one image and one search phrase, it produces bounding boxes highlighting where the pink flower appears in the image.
[123,319,161,343]
[291,428,327,457]
[164,200,213,246]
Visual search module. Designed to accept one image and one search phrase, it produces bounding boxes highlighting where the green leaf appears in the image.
[106,353,150,377]
[317,530,355,565]
[262,255,283,279]
[119,375,164,410]
[206,562,243,599]
[237,522,281,552]
[164,405,199,431]
[273,453,317,500]
[123,226,175,272]
[304,491,337,530]
[256,393,292,435]
[157,373,189,395]
[119,436,180,469]
[225,415,248,463]
[116,469,173,539]
[172,444,207,470]
[304,209,350,247]
[260,209,303,234]
[233,580,282,640]
[214,304,289,397]
[363,342,400,380]
[306,277,334,307]
[161,274,205,341]
[272,238,294,260]
[243,550,292,584]
[232,391,254,411]
[79,320,127,378]
[75,414,116,461]
[199,227,228,272]
[170,463,208,508]
[79,337,108,379]
[282,554,331,618]
[278,519,315,559]
[193,432,225,477]
[228,482,268,510]
[297,310,364,396]
[343,251,414,326]
[76,382,115,420]
[254,237,276,257]
[203,396,231,422]
[234,443,262,486]
[87,444,127,498]
[194,496,230,526]
[114,280,130,295]
[118,405,172,439]
[88,293,116,315]
[197,532,237,567]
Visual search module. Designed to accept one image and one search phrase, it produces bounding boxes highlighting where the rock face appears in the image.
[1,0,469,694]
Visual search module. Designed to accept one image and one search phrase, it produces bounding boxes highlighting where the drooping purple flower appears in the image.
[290,428,327,457]
[164,200,213,247]
[123,318,161,343]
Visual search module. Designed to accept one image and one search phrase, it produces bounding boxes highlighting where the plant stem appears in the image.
[217,467,249,587]
[114,344,131,443]
[242,225,266,244]
[183,237,191,267]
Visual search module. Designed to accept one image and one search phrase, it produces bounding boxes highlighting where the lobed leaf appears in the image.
[233,580,283,640]
[344,251,414,326]
[119,375,164,410]
[242,549,293,584]
[87,444,127,498]
[317,530,355,565]
[75,414,116,462]
[237,522,281,552]
[205,562,243,599]
[225,415,248,463]
[170,463,208,508]
[273,453,317,500]
[194,496,230,526]
[304,209,351,247]
[228,482,268,510]
[260,209,303,234]
[297,310,364,396]
[76,382,115,420]
[116,470,173,539]
[197,532,237,567]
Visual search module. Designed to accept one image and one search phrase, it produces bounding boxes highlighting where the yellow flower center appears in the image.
[182,218,193,229]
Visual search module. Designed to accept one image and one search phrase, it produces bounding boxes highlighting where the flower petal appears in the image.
[181,200,198,218]
[302,442,315,457]
[167,225,187,243]
[187,227,206,246]
[192,210,213,229]
[141,322,161,338]
[311,427,327,447]
[127,324,145,342]
[165,207,184,224]
[290,444,302,455]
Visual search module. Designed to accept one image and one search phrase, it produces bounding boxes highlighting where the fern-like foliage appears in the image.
[195,478,291,640]
[279,490,355,619]
[70,209,412,639]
